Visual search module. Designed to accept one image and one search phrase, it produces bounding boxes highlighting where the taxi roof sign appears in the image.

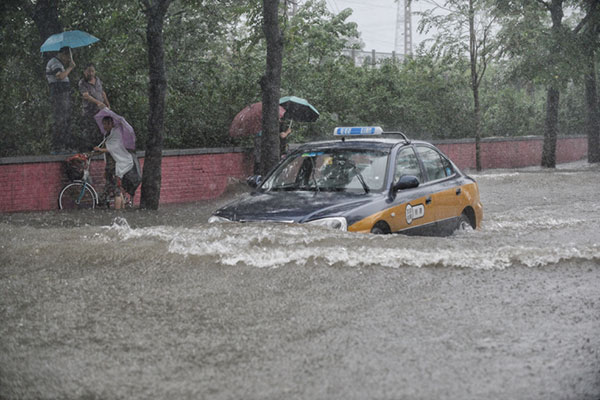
[334,126,383,136]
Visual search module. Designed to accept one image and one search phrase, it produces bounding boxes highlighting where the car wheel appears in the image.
[456,213,473,232]
[371,222,390,234]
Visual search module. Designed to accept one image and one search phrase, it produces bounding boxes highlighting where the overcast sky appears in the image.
[322,0,434,53]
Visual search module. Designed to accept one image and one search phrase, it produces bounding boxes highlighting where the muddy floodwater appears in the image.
[1,161,599,399]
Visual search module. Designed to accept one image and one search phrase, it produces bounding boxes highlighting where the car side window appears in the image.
[415,146,454,182]
[395,147,422,183]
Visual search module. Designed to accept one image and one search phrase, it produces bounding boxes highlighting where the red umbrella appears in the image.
[229,102,285,137]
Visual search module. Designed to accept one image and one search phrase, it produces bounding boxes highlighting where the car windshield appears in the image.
[261,148,389,193]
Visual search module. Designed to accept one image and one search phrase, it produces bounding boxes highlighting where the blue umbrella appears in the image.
[279,96,320,122]
[40,30,100,52]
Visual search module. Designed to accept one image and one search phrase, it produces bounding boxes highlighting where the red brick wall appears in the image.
[158,152,252,203]
[0,162,66,212]
[0,136,588,213]
[0,150,253,213]
[436,136,587,170]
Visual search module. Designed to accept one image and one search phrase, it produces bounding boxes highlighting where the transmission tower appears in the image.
[394,0,412,56]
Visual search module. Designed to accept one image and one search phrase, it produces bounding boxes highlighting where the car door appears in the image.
[386,146,438,234]
[414,145,464,233]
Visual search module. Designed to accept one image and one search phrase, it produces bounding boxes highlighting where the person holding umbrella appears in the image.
[279,121,292,157]
[229,102,286,174]
[45,46,76,153]
[94,116,141,209]
[278,96,319,157]
[229,96,319,172]
[41,30,100,154]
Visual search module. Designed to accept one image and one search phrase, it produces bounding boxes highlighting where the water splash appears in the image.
[100,221,600,270]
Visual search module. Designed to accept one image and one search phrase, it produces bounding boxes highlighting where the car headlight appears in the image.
[306,217,347,231]
[208,215,231,223]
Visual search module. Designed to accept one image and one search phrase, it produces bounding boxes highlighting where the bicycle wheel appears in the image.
[59,182,97,210]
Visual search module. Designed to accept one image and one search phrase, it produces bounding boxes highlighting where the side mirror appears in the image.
[393,175,419,191]
[246,175,262,188]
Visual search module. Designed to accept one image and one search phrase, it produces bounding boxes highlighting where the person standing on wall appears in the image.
[79,63,110,150]
[45,46,75,154]
[254,123,292,173]
[279,121,292,157]
[78,62,115,207]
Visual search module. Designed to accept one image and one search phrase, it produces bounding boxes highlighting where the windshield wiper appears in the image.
[348,161,370,194]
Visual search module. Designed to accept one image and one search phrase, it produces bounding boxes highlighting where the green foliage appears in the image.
[0,3,53,155]
[481,83,544,137]
[496,0,592,88]
[0,0,593,157]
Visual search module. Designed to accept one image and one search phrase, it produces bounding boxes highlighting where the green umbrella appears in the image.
[279,96,320,122]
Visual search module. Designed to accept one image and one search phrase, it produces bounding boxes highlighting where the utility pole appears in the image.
[394,0,412,56]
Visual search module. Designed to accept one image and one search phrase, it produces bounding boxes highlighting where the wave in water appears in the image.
[102,218,600,270]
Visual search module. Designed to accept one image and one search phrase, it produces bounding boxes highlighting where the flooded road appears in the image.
[1,161,599,399]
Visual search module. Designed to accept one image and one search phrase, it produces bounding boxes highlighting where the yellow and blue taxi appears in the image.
[209,127,483,235]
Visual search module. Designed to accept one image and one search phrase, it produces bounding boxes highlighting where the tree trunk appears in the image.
[541,0,564,168]
[473,88,482,171]
[585,55,600,163]
[140,0,171,210]
[542,86,559,168]
[259,0,283,176]
[28,0,62,66]
[468,0,482,171]
[583,2,600,163]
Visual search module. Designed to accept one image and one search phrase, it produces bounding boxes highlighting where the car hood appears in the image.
[213,191,377,223]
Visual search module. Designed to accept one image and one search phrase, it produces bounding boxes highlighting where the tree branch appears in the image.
[534,0,551,12]
[420,0,455,14]
[21,1,34,16]
[574,1,599,35]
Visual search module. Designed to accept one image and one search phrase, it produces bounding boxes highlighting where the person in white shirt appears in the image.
[94,116,141,209]
[45,46,76,153]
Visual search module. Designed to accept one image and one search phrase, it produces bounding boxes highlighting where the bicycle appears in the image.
[58,151,100,210]
[58,149,137,210]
